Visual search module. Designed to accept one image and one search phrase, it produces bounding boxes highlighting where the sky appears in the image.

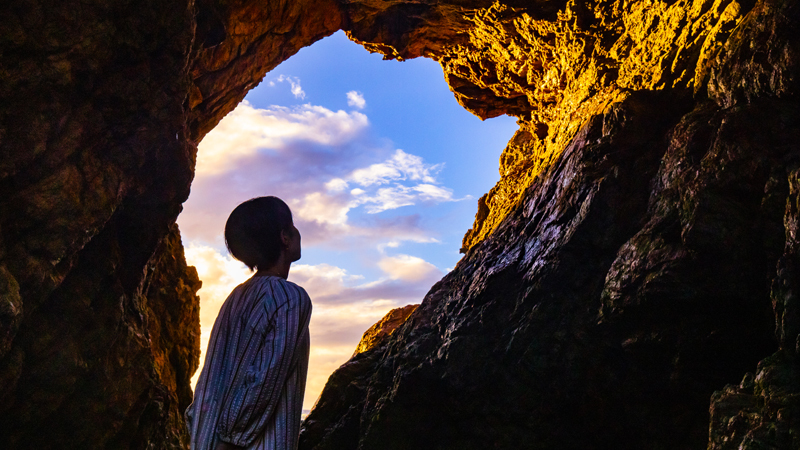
[177,30,518,412]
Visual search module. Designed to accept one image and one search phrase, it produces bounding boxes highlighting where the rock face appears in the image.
[2,0,800,447]
[0,219,200,448]
[351,304,419,356]
[302,89,796,449]
[708,164,800,449]
[0,0,200,446]
[299,0,800,448]
[0,0,339,446]
[299,304,418,450]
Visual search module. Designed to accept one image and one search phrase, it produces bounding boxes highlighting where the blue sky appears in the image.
[177,31,517,410]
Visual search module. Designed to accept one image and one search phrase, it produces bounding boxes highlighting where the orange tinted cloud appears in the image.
[184,244,434,410]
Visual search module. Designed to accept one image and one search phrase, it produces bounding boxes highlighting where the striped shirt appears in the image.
[185,275,312,450]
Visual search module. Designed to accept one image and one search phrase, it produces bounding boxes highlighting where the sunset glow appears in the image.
[178,31,517,410]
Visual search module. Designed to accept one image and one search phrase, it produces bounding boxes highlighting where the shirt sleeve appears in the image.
[216,283,306,446]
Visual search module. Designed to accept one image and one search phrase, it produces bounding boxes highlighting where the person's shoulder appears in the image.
[247,276,309,305]
[276,279,311,313]
[236,276,283,307]
[278,278,310,300]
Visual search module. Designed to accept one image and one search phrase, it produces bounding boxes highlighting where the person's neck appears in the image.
[255,258,291,279]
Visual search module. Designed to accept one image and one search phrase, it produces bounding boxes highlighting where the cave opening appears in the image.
[176,30,518,412]
[3,0,798,447]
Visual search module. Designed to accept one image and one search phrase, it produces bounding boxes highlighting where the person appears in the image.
[185,196,312,450]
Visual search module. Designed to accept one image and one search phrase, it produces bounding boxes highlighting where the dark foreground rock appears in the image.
[300,304,418,450]
[708,164,800,450]
[301,91,797,449]
[299,0,800,447]
[0,222,200,448]
[709,350,800,449]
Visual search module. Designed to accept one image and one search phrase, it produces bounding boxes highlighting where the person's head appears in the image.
[224,196,301,271]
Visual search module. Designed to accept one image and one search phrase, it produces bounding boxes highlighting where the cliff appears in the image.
[0,218,200,448]
[1,0,800,447]
[351,304,419,356]
[299,304,418,450]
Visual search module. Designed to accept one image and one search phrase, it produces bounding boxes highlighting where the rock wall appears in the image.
[299,0,800,447]
[2,0,800,447]
[300,304,418,450]
[351,304,419,356]
[0,0,201,446]
[0,0,341,446]
[302,90,798,449]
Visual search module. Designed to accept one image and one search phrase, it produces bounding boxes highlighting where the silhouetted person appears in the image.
[185,196,311,450]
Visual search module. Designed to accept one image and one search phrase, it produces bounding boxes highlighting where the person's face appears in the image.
[284,223,301,263]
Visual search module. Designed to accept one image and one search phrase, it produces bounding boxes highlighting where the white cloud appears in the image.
[349,184,456,214]
[348,149,440,187]
[184,245,435,410]
[195,101,368,176]
[413,183,457,201]
[290,259,440,306]
[277,75,306,99]
[182,101,460,249]
[289,263,362,299]
[346,91,366,109]
[378,254,442,282]
[293,192,351,227]
[306,149,457,215]
[359,186,418,213]
[376,241,400,253]
[325,178,348,192]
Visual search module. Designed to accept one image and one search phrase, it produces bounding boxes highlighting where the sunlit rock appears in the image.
[2,0,800,447]
[352,304,418,356]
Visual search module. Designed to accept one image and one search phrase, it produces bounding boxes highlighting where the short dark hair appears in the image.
[224,196,293,270]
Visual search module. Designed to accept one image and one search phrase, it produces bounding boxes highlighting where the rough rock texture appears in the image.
[299,304,418,450]
[709,350,800,449]
[140,224,202,448]
[298,0,800,448]
[301,90,794,449]
[0,218,200,448]
[708,164,800,449]
[0,0,338,446]
[188,0,343,138]
[3,0,800,447]
[352,304,419,356]
[0,0,200,446]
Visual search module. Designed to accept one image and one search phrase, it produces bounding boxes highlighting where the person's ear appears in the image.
[280,229,291,248]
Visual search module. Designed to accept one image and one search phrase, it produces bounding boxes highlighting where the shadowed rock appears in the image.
[299,304,418,450]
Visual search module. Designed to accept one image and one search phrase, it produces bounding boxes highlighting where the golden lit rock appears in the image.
[2,0,800,447]
[352,304,418,356]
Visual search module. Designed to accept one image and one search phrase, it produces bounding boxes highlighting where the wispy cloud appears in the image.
[195,101,368,176]
[184,245,434,409]
[277,75,306,99]
[346,91,366,109]
[334,149,440,187]
[377,254,441,282]
[351,183,457,214]
[179,98,455,409]
[319,149,461,214]
[180,101,461,249]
